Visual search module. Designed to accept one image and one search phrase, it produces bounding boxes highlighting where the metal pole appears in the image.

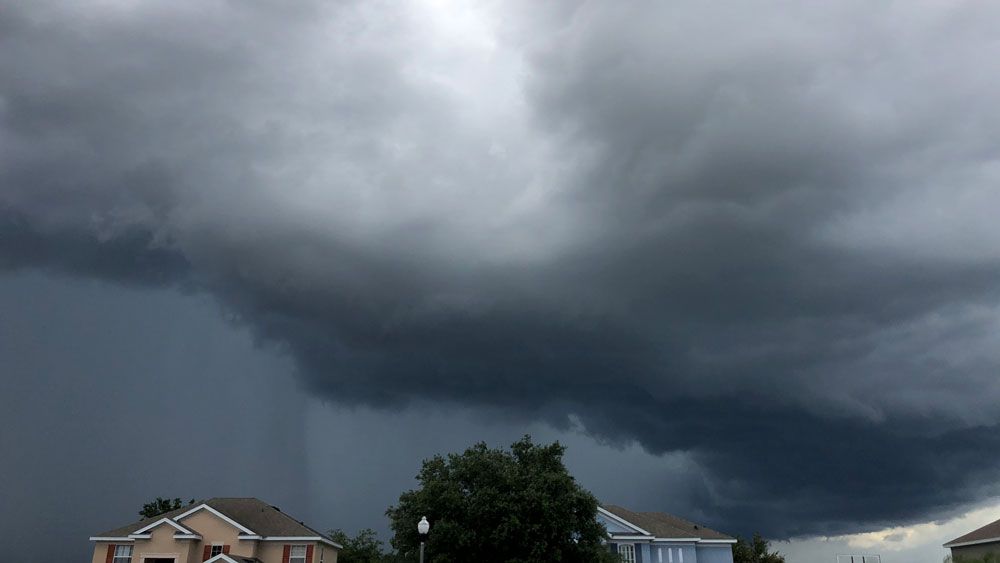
[419,540,425,563]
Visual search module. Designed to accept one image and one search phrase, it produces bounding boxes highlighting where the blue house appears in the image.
[599,505,736,563]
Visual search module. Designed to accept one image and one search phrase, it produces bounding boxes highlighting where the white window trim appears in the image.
[289,545,308,563]
[112,544,133,563]
[618,543,636,563]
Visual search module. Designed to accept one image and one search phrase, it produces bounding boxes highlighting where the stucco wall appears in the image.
[178,509,261,562]
[92,542,114,563]
[257,540,326,563]
[696,543,734,563]
[134,524,196,563]
[952,541,1000,561]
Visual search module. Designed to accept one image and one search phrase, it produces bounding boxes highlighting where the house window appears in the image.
[211,545,224,557]
[618,544,636,563]
[289,545,308,563]
[112,545,133,563]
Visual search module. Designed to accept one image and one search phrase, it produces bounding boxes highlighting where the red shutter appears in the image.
[305,545,314,563]
[282,545,291,563]
[203,545,211,561]
[106,544,116,563]
[223,545,230,554]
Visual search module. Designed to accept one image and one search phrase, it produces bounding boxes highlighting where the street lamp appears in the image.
[418,516,430,563]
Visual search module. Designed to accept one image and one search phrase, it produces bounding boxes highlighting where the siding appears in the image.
[696,544,734,563]
[951,541,1000,561]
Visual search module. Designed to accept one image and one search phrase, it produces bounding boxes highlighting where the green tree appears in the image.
[139,497,195,518]
[328,528,386,563]
[386,435,618,563]
[732,533,785,563]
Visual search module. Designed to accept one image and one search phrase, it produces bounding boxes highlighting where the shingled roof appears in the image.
[602,504,734,541]
[944,516,1000,548]
[94,497,330,540]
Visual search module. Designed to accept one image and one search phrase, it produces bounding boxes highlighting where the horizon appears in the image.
[3,1,1000,562]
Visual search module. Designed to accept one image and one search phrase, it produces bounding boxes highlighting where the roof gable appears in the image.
[175,504,256,535]
[945,516,1000,548]
[90,497,336,545]
[597,507,652,536]
[133,517,197,536]
[601,505,734,542]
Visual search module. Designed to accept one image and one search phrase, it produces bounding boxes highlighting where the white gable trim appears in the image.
[204,555,242,563]
[944,536,1000,548]
[598,507,653,536]
[133,517,196,535]
[174,504,257,535]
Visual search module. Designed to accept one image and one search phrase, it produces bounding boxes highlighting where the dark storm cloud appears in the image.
[4,0,1000,539]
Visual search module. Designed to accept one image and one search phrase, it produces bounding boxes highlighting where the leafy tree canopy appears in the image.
[139,497,195,519]
[328,528,387,563]
[386,435,617,563]
[733,533,785,563]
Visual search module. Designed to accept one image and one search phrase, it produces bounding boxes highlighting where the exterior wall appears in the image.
[952,541,1000,561]
[257,540,327,563]
[93,542,117,563]
[599,513,642,534]
[610,542,701,563]
[92,537,337,563]
[134,524,197,563]
[177,509,260,563]
[650,543,697,563]
[695,543,734,563]
[315,544,338,563]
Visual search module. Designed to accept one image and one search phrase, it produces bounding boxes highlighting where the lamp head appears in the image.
[418,516,430,535]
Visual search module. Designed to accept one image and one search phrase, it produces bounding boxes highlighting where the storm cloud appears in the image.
[4,0,1000,540]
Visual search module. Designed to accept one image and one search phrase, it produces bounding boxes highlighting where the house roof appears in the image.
[944,516,1000,548]
[601,505,734,541]
[94,497,331,542]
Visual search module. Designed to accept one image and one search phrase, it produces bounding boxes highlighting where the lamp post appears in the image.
[418,516,430,563]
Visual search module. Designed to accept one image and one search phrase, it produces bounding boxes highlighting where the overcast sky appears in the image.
[3,1,1000,562]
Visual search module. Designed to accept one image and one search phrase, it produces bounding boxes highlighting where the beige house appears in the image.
[944,515,1000,561]
[89,498,340,563]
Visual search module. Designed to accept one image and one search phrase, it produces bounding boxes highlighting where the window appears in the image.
[289,545,308,563]
[618,544,635,563]
[112,545,133,563]
[211,545,224,557]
